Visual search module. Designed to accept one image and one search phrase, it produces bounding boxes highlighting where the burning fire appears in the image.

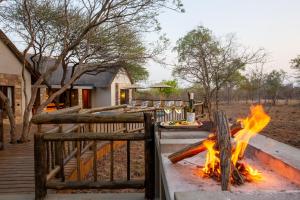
[202,105,271,184]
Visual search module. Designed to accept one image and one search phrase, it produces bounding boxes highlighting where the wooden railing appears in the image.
[31,101,199,199]
[32,110,155,200]
[126,107,186,122]
[132,99,205,119]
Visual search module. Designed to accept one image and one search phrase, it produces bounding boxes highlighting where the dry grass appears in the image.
[219,102,300,148]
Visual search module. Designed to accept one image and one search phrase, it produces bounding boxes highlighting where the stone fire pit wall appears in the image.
[154,129,300,200]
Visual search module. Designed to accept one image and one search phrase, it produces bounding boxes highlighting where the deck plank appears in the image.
[0,141,35,194]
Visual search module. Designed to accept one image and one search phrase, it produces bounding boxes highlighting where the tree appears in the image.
[224,71,244,104]
[173,26,265,119]
[291,55,300,83]
[126,63,149,83]
[160,79,179,97]
[264,70,286,105]
[280,83,294,105]
[0,0,183,142]
[0,91,16,143]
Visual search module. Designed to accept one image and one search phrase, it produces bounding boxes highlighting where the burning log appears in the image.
[168,105,270,189]
[231,163,245,185]
[168,123,242,164]
[214,111,231,191]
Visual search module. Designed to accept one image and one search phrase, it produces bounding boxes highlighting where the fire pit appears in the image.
[155,106,300,200]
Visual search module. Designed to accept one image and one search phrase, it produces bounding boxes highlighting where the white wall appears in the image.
[110,69,132,106]
[91,87,111,107]
[0,39,32,120]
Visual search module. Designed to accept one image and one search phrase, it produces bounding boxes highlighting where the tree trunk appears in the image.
[19,82,42,143]
[19,106,32,142]
[215,88,219,110]
[227,85,230,105]
[258,87,261,104]
[19,46,33,143]
[206,94,213,121]
[0,91,16,143]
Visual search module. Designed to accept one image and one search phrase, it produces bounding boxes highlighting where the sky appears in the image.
[144,0,300,85]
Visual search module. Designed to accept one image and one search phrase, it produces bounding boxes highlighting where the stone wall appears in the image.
[0,73,22,122]
[78,88,83,108]
[39,87,48,106]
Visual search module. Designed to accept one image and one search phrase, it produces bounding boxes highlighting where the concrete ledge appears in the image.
[249,135,300,170]
[160,139,204,153]
[160,131,209,139]
[248,135,300,186]
[175,190,300,200]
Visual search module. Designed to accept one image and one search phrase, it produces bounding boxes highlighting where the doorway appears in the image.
[82,89,91,108]
[120,89,129,105]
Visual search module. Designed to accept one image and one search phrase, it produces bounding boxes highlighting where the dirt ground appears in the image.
[218,101,300,149]
[82,141,145,193]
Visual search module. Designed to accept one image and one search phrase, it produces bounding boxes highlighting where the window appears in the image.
[0,86,14,117]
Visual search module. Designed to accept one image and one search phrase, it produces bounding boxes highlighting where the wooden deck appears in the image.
[0,124,74,195]
[0,141,35,194]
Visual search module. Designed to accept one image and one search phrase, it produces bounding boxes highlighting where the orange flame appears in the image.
[202,105,270,182]
[232,105,271,165]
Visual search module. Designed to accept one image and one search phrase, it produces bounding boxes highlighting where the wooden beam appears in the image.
[214,111,232,191]
[43,105,81,115]
[144,113,155,199]
[46,166,60,181]
[81,104,127,114]
[46,180,145,190]
[31,113,144,124]
[93,141,97,182]
[43,132,146,141]
[34,125,47,200]
[110,141,114,181]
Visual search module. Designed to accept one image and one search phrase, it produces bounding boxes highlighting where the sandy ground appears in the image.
[219,102,300,149]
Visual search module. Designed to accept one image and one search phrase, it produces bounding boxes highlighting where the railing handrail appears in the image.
[81,104,127,114]
[43,105,81,115]
[43,131,146,141]
[32,112,144,124]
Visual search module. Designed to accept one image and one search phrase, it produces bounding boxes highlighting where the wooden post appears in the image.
[124,122,131,181]
[183,106,187,120]
[110,140,114,181]
[214,111,231,191]
[55,125,64,180]
[144,113,155,199]
[0,110,3,150]
[93,140,98,182]
[127,140,131,180]
[34,125,47,200]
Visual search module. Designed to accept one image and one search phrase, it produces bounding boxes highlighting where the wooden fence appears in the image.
[32,108,155,200]
[31,102,195,199]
